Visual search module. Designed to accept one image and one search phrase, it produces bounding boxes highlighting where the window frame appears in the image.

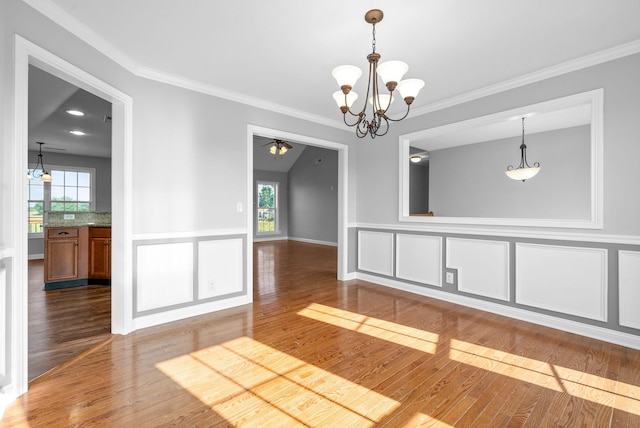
[256,180,279,235]
[27,164,97,237]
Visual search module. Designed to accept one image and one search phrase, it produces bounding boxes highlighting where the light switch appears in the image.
[236,202,243,212]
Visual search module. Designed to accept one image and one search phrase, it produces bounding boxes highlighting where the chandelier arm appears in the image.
[385,103,412,122]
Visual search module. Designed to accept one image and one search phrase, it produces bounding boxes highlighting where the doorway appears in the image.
[11,35,134,396]
[27,65,113,381]
[247,125,349,281]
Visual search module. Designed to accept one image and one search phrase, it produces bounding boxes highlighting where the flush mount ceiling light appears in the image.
[28,142,52,182]
[69,130,86,136]
[263,139,293,156]
[505,117,541,182]
[65,109,85,116]
[332,9,425,139]
[410,155,422,163]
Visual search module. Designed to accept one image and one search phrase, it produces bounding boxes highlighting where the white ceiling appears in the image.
[25,0,640,158]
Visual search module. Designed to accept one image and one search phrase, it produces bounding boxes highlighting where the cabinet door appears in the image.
[45,238,79,282]
[89,238,111,279]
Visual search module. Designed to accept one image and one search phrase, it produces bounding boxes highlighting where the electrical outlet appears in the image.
[446,272,454,284]
[208,281,215,292]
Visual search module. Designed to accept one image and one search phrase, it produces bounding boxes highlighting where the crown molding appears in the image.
[23,1,640,125]
[412,39,640,116]
[21,0,141,74]
[136,66,344,130]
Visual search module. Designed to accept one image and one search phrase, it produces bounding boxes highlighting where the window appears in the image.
[28,166,95,235]
[257,181,278,234]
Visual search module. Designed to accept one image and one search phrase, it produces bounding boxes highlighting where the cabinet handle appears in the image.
[74,242,78,247]
[58,231,70,235]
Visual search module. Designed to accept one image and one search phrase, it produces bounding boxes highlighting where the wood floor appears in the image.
[4,241,640,427]
[27,259,112,382]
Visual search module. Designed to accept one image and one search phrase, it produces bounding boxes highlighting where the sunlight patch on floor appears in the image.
[157,336,402,426]
[297,303,439,354]
[449,338,640,415]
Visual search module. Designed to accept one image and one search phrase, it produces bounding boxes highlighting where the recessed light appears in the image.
[65,109,85,116]
[69,130,86,136]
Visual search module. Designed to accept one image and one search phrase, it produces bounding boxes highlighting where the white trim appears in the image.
[355,222,640,246]
[132,295,252,331]
[247,125,349,281]
[28,254,44,260]
[23,1,640,130]
[132,228,248,241]
[13,35,134,398]
[253,236,289,243]
[138,67,343,130]
[21,0,141,74]
[355,272,640,351]
[288,237,338,247]
[399,89,604,229]
[411,39,640,116]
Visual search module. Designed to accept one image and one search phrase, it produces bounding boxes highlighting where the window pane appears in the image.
[65,171,77,186]
[51,170,65,184]
[258,184,275,208]
[51,202,65,211]
[64,202,78,211]
[64,187,77,201]
[28,202,44,233]
[29,183,43,200]
[77,187,90,201]
[78,203,90,212]
[52,185,65,200]
[77,172,91,187]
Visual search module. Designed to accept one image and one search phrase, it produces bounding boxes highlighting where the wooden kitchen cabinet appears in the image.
[44,226,110,289]
[44,227,88,286]
[89,227,111,280]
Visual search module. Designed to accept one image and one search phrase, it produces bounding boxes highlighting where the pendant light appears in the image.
[505,117,540,182]
[28,142,52,182]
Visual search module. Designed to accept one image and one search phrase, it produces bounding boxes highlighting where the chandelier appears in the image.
[332,9,425,139]
[505,117,541,182]
[28,142,52,182]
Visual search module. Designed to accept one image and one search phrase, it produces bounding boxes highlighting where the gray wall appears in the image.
[428,125,590,218]
[409,161,429,214]
[253,169,289,241]
[288,146,338,245]
[27,151,112,257]
[355,52,640,237]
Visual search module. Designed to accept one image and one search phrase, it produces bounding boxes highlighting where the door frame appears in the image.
[247,125,349,280]
[10,35,134,397]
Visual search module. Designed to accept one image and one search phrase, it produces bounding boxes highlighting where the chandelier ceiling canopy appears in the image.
[332,9,425,139]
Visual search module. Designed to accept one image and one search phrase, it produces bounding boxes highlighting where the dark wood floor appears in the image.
[4,241,640,426]
[27,259,111,382]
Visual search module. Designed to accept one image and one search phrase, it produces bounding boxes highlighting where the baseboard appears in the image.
[253,236,288,242]
[356,272,640,351]
[28,253,44,260]
[288,237,337,247]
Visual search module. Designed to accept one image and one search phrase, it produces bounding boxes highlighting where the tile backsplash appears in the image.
[47,211,111,227]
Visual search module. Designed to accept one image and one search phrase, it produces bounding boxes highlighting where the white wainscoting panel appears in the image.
[136,242,194,312]
[619,250,640,329]
[198,238,244,299]
[358,231,394,276]
[396,234,442,286]
[446,238,510,301]
[515,243,607,321]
